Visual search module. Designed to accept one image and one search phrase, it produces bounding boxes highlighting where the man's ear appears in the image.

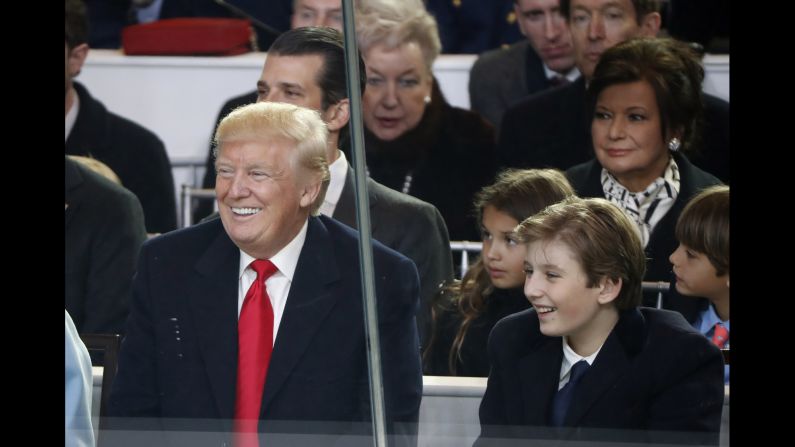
[514,4,528,37]
[298,175,323,210]
[596,277,622,305]
[67,43,89,78]
[323,99,350,133]
[638,12,662,37]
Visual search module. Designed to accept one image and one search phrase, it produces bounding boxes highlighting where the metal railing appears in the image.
[180,185,216,228]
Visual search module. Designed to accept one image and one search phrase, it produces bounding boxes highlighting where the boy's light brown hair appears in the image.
[515,196,647,310]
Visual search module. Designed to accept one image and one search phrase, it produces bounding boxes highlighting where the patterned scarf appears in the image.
[601,158,680,247]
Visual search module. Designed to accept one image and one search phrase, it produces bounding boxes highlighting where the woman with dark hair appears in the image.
[424,168,575,377]
[566,37,723,322]
[355,0,497,242]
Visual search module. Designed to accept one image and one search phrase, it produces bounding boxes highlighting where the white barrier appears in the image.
[91,370,728,446]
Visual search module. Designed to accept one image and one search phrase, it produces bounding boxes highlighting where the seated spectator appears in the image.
[426,0,522,54]
[65,309,95,447]
[66,156,147,334]
[195,0,344,223]
[356,0,497,242]
[566,37,722,322]
[108,102,423,443]
[497,0,729,184]
[477,197,724,445]
[66,0,177,234]
[199,27,454,347]
[424,168,574,376]
[670,185,730,383]
[469,0,579,130]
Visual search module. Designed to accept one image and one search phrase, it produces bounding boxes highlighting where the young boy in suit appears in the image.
[477,196,724,445]
[670,185,730,383]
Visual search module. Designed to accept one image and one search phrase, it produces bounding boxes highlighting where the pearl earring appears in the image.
[668,137,681,152]
[424,95,431,104]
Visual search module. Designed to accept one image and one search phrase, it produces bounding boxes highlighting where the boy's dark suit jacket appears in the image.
[476,307,724,445]
[108,215,423,443]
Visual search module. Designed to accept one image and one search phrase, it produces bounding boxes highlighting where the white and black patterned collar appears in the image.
[600,157,681,246]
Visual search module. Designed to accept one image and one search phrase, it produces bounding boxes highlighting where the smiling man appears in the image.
[196,0,346,222]
[253,26,453,347]
[109,101,423,445]
[469,0,579,129]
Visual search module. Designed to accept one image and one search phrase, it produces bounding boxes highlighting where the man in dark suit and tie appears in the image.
[469,0,579,130]
[108,101,423,445]
[497,0,729,183]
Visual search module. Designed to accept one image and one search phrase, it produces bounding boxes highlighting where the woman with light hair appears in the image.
[355,0,497,242]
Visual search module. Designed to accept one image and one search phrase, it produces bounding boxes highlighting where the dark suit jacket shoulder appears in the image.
[66,82,177,234]
[477,307,724,444]
[469,40,549,130]
[335,167,454,347]
[566,152,722,321]
[109,215,422,440]
[497,77,591,171]
[65,157,147,334]
[692,94,730,183]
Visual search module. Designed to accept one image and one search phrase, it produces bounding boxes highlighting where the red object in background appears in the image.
[122,18,254,56]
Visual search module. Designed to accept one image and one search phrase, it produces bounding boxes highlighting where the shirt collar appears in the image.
[696,302,730,333]
[237,219,309,282]
[65,92,80,142]
[323,150,348,213]
[542,64,581,83]
[560,336,603,380]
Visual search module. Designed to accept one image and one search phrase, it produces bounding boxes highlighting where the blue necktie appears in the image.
[550,360,590,427]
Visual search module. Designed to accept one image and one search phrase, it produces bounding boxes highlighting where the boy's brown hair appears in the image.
[675,185,730,276]
[515,196,647,310]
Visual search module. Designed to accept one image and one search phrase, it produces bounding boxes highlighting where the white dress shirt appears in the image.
[557,336,603,390]
[319,150,348,217]
[237,219,308,345]
[543,64,581,84]
[65,93,80,142]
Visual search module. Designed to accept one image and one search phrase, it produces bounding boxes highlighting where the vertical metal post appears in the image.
[340,1,388,446]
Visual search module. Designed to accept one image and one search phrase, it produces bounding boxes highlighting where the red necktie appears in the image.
[233,259,278,447]
[711,323,729,349]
